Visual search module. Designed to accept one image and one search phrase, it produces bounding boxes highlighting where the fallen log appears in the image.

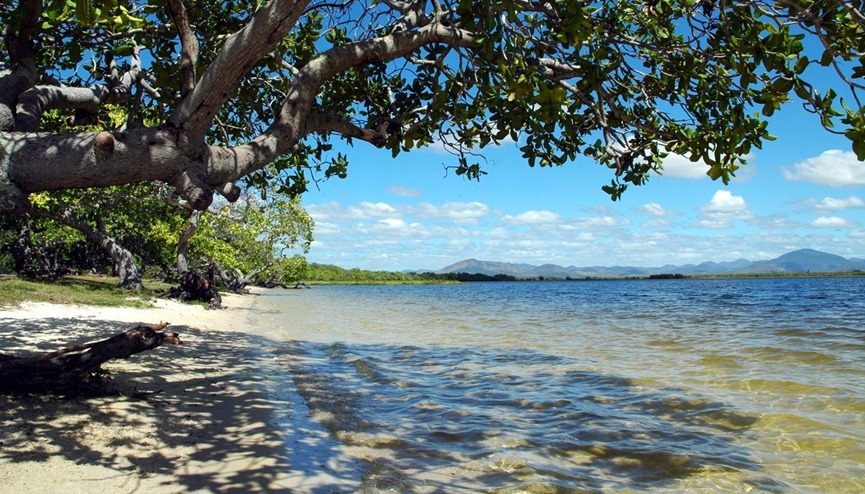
[0,322,181,393]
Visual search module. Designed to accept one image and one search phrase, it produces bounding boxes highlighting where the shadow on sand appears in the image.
[0,316,361,493]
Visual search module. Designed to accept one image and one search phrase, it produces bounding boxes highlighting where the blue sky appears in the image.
[301,95,865,271]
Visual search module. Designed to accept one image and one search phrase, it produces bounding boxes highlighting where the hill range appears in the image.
[434,249,865,279]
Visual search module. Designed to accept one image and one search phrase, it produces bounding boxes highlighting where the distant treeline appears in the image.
[306,264,516,283]
[305,264,865,284]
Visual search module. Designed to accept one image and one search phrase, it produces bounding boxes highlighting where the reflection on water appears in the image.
[251,278,865,492]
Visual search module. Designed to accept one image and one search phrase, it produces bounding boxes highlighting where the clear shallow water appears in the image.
[249,278,865,492]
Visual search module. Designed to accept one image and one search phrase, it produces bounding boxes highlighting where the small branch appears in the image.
[306,113,387,147]
[167,0,200,98]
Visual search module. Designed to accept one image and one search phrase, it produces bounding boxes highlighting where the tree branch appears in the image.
[15,48,148,131]
[4,0,42,66]
[168,0,308,138]
[306,114,386,148]
[28,207,144,289]
[167,0,200,98]
[223,19,481,179]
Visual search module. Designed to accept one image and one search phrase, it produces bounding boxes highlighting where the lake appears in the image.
[247,277,865,493]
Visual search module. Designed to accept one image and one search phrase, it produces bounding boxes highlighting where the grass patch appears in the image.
[0,275,173,309]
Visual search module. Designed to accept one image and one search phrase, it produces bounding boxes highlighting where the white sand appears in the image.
[0,291,363,493]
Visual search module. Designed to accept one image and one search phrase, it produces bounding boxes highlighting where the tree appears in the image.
[189,194,314,292]
[24,184,186,288]
[0,183,190,287]
[0,0,862,215]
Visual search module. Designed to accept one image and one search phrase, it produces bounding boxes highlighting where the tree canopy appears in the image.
[1,0,863,213]
[192,193,314,290]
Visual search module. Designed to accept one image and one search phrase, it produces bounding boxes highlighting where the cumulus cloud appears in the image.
[782,150,865,187]
[409,201,490,222]
[636,203,676,217]
[655,152,757,181]
[307,201,399,221]
[311,222,340,235]
[350,201,399,218]
[801,195,865,212]
[695,219,733,229]
[656,153,709,179]
[569,216,629,228]
[376,218,409,230]
[753,213,799,230]
[642,218,676,228]
[697,190,754,227]
[501,210,563,225]
[811,216,858,228]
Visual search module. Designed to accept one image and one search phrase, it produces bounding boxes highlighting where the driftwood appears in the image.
[0,322,181,392]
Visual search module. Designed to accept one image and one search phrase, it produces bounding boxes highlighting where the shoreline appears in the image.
[0,290,362,493]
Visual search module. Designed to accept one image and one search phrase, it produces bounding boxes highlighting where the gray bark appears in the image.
[176,210,201,275]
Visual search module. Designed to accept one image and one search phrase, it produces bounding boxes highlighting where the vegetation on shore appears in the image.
[306,264,522,284]
[305,263,865,284]
[0,276,172,309]
[2,267,862,310]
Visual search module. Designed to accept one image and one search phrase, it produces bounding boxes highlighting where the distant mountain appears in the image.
[435,249,865,278]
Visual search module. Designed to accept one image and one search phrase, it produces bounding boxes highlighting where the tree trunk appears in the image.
[176,210,201,275]
[210,260,271,293]
[114,247,143,289]
[0,322,181,393]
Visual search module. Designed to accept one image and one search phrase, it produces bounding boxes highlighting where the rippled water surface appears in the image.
[249,277,865,492]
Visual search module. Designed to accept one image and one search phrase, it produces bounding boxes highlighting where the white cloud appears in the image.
[699,190,754,223]
[655,152,757,182]
[811,216,857,228]
[501,210,563,225]
[636,203,676,217]
[312,222,340,235]
[408,201,490,222]
[307,201,398,221]
[802,195,865,212]
[350,201,399,218]
[782,150,865,187]
[376,218,409,230]
[695,219,732,229]
[570,216,628,228]
[754,213,799,230]
[642,218,676,228]
[657,153,709,179]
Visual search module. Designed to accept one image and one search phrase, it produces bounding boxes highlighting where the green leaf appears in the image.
[853,140,865,161]
[793,56,809,75]
[75,0,96,25]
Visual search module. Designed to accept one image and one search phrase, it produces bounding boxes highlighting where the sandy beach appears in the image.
[0,290,362,493]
